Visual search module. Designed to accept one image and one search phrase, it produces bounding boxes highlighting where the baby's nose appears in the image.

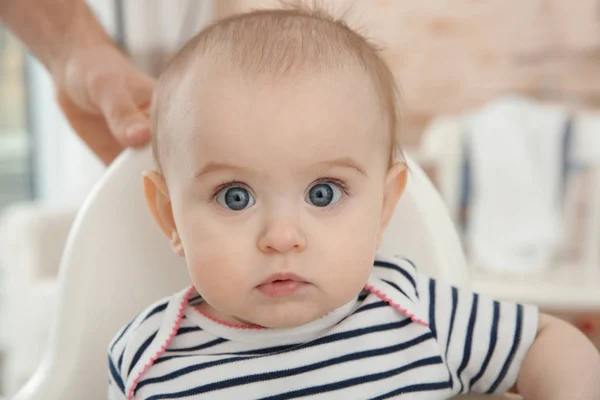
[257,217,307,254]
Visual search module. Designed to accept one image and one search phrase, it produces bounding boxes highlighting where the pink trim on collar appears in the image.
[194,305,266,330]
[364,284,428,327]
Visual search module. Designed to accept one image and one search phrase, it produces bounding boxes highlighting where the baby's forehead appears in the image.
[159,64,390,177]
[182,60,384,130]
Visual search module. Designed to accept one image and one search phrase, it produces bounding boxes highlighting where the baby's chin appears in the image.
[239,299,342,329]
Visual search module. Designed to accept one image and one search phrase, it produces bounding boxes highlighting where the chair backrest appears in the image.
[14,148,469,400]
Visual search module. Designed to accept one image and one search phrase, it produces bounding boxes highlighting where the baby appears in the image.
[108,7,600,400]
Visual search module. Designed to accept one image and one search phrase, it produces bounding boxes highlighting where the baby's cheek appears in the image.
[186,247,238,301]
[332,204,380,255]
[319,218,378,293]
[182,226,252,294]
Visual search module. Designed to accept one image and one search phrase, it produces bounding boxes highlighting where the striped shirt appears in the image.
[108,256,538,399]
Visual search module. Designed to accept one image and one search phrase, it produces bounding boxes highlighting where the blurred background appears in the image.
[0,0,599,397]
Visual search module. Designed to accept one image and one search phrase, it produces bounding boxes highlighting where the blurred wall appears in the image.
[214,0,600,146]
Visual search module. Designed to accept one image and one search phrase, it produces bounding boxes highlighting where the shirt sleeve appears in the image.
[416,274,539,395]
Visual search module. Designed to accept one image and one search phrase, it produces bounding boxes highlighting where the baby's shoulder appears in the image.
[110,296,172,349]
[372,255,421,297]
[107,291,183,379]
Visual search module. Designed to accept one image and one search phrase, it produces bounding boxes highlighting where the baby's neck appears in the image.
[195,302,264,329]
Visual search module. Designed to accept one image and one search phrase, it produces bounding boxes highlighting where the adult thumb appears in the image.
[98,86,151,148]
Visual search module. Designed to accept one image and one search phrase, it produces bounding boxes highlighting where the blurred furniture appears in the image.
[0,133,31,210]
[0,204,76,395]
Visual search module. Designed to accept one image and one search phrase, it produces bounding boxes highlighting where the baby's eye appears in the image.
[306,182,344,207]
[216,186,255,211]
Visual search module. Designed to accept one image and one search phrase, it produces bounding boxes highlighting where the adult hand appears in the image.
[54,44,155,164]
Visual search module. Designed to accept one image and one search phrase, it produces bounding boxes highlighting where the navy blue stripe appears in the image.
[156,340,286,366]
[256,318,415,352]
[260,356,443,400]
[445,286,458,388]
[445,287,458,359]
[400,257,418,273]
[216,343,301,356]
[113,303,165,357]
[145,334,435,400]
[373,260,417,287]
[176,326,202,335]
[111,302,165,353]
[188,294,202,302]
[136,319,415,393]
[456,293,479,392]
[156,340,254,366]
[166,337,228,352]
[470,301,500,388]
[118,347,125,370]
[128,331,158,375]
[401,258,420,298]
[215,318,414,357]
[152,355,183,365]
[429,279,437,339]
[138,354,251,392]
[108,355,126,394]
[487,304,523,393]
[144,302,169,322]
[110,318,135,352]
[354,301,388,314]
[371,379,452,400]
[381,279,410,299]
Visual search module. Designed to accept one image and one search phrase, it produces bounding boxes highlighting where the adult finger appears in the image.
[57,91,123,165]
[96,83,152,148]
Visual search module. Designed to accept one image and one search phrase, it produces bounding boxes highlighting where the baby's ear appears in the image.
[378,162,407,245]
[143,171,184,256]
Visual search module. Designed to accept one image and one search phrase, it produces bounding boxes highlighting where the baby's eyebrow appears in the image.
[314,157,366,176]
[193,157,366,180]
[194,162,249,179]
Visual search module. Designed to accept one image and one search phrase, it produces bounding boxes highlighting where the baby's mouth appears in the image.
[257,273,309,298]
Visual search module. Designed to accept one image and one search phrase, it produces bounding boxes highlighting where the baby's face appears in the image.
[157,63,404,328]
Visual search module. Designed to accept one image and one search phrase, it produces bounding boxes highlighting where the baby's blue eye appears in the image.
[217,186,255,211]
[306,183,343,207]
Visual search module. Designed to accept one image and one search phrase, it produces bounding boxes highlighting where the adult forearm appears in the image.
[0,0,112,73]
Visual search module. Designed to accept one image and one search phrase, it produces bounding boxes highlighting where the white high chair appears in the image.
[13,148,470,400]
